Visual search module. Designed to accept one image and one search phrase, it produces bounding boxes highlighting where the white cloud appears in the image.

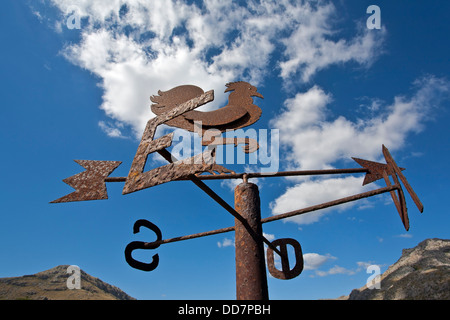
[217,231,372,278]
[263,232,275,242]
[303,253,336,271]
[220,178,245,192]
[45,0,384,139]
[267,248,338,273]
[396,233,413,239]
[217,232,273,249]
[302,255,377,277]
[98,120,125,138]
[32,10,43,22]
[270,76,450,225]
[61,28,229,138]
[270,176,376,225]
[310,260,379,277]
[278,3,386,83]
[315,265,356,277]
[217,238,234,248]
[356,261,375,270]
[272,76,450,171]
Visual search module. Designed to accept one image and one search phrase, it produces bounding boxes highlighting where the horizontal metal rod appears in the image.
[104,168,369,183]
[146,226,235,247]
[193,168,369,180]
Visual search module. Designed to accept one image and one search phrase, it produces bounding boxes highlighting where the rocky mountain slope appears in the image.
[344,238,450,300]
[0,265,135,300]
[2,238,448,300]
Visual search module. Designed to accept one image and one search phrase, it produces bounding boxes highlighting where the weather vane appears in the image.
[52,81,424,300]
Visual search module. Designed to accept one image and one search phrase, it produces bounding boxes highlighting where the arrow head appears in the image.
[354,146,423,232]
[352,157,405,186]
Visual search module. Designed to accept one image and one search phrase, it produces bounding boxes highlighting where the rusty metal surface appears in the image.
[352,158,392,185]
[146,89,214,141]
[382,169,409,231]
[51,160,121,203]
[123,144,218,194]
[352,157,405,186]
[151,82,262,131]
[382,145,424,213]
[234,182,268,300]
[352,147,422,231]
[222,82,263,130]
[151,82,263,152]
[267,238,303,280]
[123,90,215,194]
[123,133,174,194]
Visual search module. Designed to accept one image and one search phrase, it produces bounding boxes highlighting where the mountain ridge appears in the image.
[0,265,135,300]
[340,238,450,300]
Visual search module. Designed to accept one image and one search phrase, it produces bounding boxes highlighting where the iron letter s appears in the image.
[125,219,162,272]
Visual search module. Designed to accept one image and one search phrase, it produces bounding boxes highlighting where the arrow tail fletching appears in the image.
[51,160,122,203]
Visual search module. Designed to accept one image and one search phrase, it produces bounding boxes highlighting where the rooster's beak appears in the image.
[253,92,264,99]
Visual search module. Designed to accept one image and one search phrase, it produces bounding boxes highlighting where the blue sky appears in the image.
[0,0,449,300]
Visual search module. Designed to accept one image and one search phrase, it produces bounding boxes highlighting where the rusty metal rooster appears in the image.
[150,81,263,153]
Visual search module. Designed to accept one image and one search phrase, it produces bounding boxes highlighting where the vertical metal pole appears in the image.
[234,182,269,300]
